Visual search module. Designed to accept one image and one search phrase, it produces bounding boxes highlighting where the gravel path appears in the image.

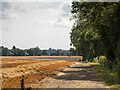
[40,62,107,88]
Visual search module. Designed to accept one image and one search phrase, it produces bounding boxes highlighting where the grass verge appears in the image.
[88,62,119,89]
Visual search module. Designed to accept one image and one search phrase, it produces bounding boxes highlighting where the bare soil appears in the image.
[1,56,76,88]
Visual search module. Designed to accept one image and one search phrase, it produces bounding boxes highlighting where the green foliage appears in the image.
[1,46,71,56]
[90,63,119,88]
[56,50,60,56]
[42,50,48,56]
[1,46,11,56]
[99,56,107,65]
[93,56,99,63]
[69,48,77,56]
[11,46,26,56]
[26,46,41,56]
[70,2,120,86]
[70,2,120,69]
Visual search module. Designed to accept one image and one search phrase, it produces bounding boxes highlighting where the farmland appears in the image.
[1,56,81,88]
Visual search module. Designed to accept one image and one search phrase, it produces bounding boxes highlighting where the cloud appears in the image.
[57,18,62,22]
[14,5,26,12]
[2,13,9,19]
[2,2,74,49]
[3,27,10,32]
[2,0,73,2]
[2,2,11,11]
[61,2,71,13]
[54,23,68,28]
[60,1,71,17]
[38,2,62,9]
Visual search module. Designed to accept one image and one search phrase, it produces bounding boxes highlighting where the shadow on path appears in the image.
[49,62,102,82]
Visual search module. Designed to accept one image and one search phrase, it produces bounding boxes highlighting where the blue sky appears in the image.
[1,1,74,50]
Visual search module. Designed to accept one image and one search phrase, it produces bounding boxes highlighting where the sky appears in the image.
[0,1,74,50]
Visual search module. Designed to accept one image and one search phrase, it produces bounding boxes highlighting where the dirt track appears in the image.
[40,62,107,88]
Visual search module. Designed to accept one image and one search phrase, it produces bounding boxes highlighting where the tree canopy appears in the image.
[0,46,72,56]
[70,2,120,68]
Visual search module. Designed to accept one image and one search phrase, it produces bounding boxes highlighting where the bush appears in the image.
[93,56,107,64]
[98,56,107,65]
[92,56,120,86]
[93,56,99,63]
[89,59,93,62]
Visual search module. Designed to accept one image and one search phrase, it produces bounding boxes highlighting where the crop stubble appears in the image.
[1,57,76,88]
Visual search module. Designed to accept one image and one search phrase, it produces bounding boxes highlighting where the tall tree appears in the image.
[1,46,11,56]
[70,2,120,68]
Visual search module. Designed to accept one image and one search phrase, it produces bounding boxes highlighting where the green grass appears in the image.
[88,62,119,89]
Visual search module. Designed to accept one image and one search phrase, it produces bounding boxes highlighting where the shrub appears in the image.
[93,56,99,63]
[89,59,93,62]
[93,56,107,64]
[98,56,107,65]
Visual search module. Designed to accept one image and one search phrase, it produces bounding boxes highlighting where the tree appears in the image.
[42,50,48,56]
[17,49,26,56]
[0,46,71,56]
[69,48,77,56]
[70,2,120,68]
[1,46,11,56]
[12,45,16,50]
[11,45,17,56]
[26,48,34,56]
[33,46,41,56]
[0,46,2,56]
[56,50,60,56]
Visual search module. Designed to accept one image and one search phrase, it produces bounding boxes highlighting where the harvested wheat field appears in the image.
[1,56,80,88]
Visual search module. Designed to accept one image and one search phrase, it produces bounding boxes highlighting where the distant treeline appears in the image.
[0,46,76,56]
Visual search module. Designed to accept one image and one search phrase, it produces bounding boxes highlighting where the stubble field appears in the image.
[1,56,81,88]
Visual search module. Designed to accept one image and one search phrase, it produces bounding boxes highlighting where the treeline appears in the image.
[0,46,72,56]
[70,2,120,70]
